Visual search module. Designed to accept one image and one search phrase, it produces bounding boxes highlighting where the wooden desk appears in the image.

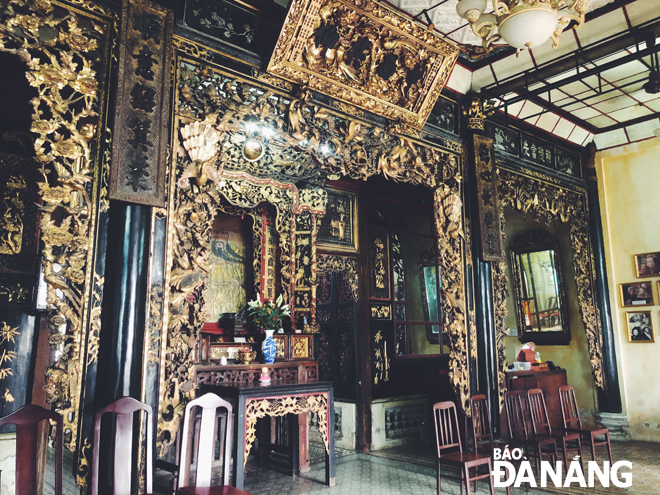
[501,369,567,437]
[200,379,335,491]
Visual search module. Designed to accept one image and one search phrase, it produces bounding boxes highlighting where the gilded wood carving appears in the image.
[244,393,329,465]
[158,56,472,455]
[497,167,604,388]
[0,322,19,402]
[0,0,111,481]
[267,0,459,129]
[317,254,359,302]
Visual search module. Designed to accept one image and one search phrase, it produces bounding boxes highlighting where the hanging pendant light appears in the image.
[456,0,590,53]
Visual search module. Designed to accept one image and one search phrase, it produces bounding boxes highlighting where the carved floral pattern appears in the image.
[159,59,470,454]
[0,0,110,466]
[497,167,604,388]
[317,255,358,302]
[267,0,459,129]
[244,393,329,464]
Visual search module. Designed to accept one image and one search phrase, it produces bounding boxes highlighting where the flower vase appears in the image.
[262,329,277,364]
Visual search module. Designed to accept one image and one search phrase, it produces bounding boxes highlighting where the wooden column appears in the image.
[463,95,501,434]
[585,145,622,414]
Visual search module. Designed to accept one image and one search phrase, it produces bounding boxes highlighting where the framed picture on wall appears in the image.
[317,188,358,253]
[619,282,654,307]
[634,251,660,277]
[626,311,655,343]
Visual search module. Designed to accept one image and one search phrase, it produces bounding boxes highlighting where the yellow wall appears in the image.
[598,138,660,442]
[502,208,598,426]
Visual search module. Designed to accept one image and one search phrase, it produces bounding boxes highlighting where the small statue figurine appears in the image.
[259,367,271,382]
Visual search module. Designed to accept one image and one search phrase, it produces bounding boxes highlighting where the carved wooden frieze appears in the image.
[267,0,460,129]
[109,0,173,206]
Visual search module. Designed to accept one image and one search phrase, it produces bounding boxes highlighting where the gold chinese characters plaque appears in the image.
[267,0,460,129]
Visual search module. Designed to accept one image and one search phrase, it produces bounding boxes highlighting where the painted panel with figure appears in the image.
[206,212,251,323]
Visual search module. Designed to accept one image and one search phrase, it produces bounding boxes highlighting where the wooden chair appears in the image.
[504,391,557,477]
[470,395,514,495]
[527,389,583,473]
[0,404,63,495]
[433,401,494,495]
[177,393,251,495]
[559,385,612,463]
[91,397,153,495]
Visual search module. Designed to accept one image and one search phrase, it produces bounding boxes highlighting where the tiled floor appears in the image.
[40,439,659,494]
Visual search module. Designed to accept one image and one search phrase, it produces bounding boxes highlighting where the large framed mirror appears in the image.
[510,230,570,345]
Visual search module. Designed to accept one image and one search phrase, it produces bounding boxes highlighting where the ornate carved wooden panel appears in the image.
[0,154,41,274]
[267,0,460,129]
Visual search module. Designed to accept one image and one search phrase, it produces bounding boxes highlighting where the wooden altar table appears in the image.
[200,378,335,491]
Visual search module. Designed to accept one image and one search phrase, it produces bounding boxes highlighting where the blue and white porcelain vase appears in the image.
[262,329,277,364]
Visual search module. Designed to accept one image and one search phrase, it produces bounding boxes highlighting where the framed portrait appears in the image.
[634,251,660,278]
[626,311,655,343]
[317,188,358,253]
[619,282,654,307]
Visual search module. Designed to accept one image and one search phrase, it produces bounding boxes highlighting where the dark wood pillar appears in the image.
[97,202,151,403]
[356,189,372,450]
[464,95,501,434]
[585,145,622,414]
[95,202,151,495]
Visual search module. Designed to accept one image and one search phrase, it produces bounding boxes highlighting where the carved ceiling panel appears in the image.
[267,0,460,129]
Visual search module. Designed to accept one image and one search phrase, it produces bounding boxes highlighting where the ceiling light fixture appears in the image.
[455,0,590,52]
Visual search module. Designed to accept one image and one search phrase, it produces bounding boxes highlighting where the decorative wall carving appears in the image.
[160,56,470,453]
[497,167,604,388]
[0,280,32,305]
[0,0,111,470]
[0,322,19,403]
[0,153,41,274]
[464,96,495,131]
[368,227,390,299]
[317,188,357,252]
[110,0,172,206]
[434,172,471,412]
[317,255,358,302]
[492,259,508,412]
[370,303,391,320]
[0,175,26,255]
[244,393,329,465]
[373,329,390,384]
[179,0,284,58]
[267,0,459,129]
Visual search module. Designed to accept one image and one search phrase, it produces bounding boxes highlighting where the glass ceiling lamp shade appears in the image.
[498,6,558,49]
[456,0,590,53]
[456,0,488,23]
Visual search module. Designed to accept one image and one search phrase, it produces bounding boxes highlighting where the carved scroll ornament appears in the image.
[497,167,604,388]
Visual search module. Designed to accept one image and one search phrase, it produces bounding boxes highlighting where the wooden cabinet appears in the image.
[500,369,567,438]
